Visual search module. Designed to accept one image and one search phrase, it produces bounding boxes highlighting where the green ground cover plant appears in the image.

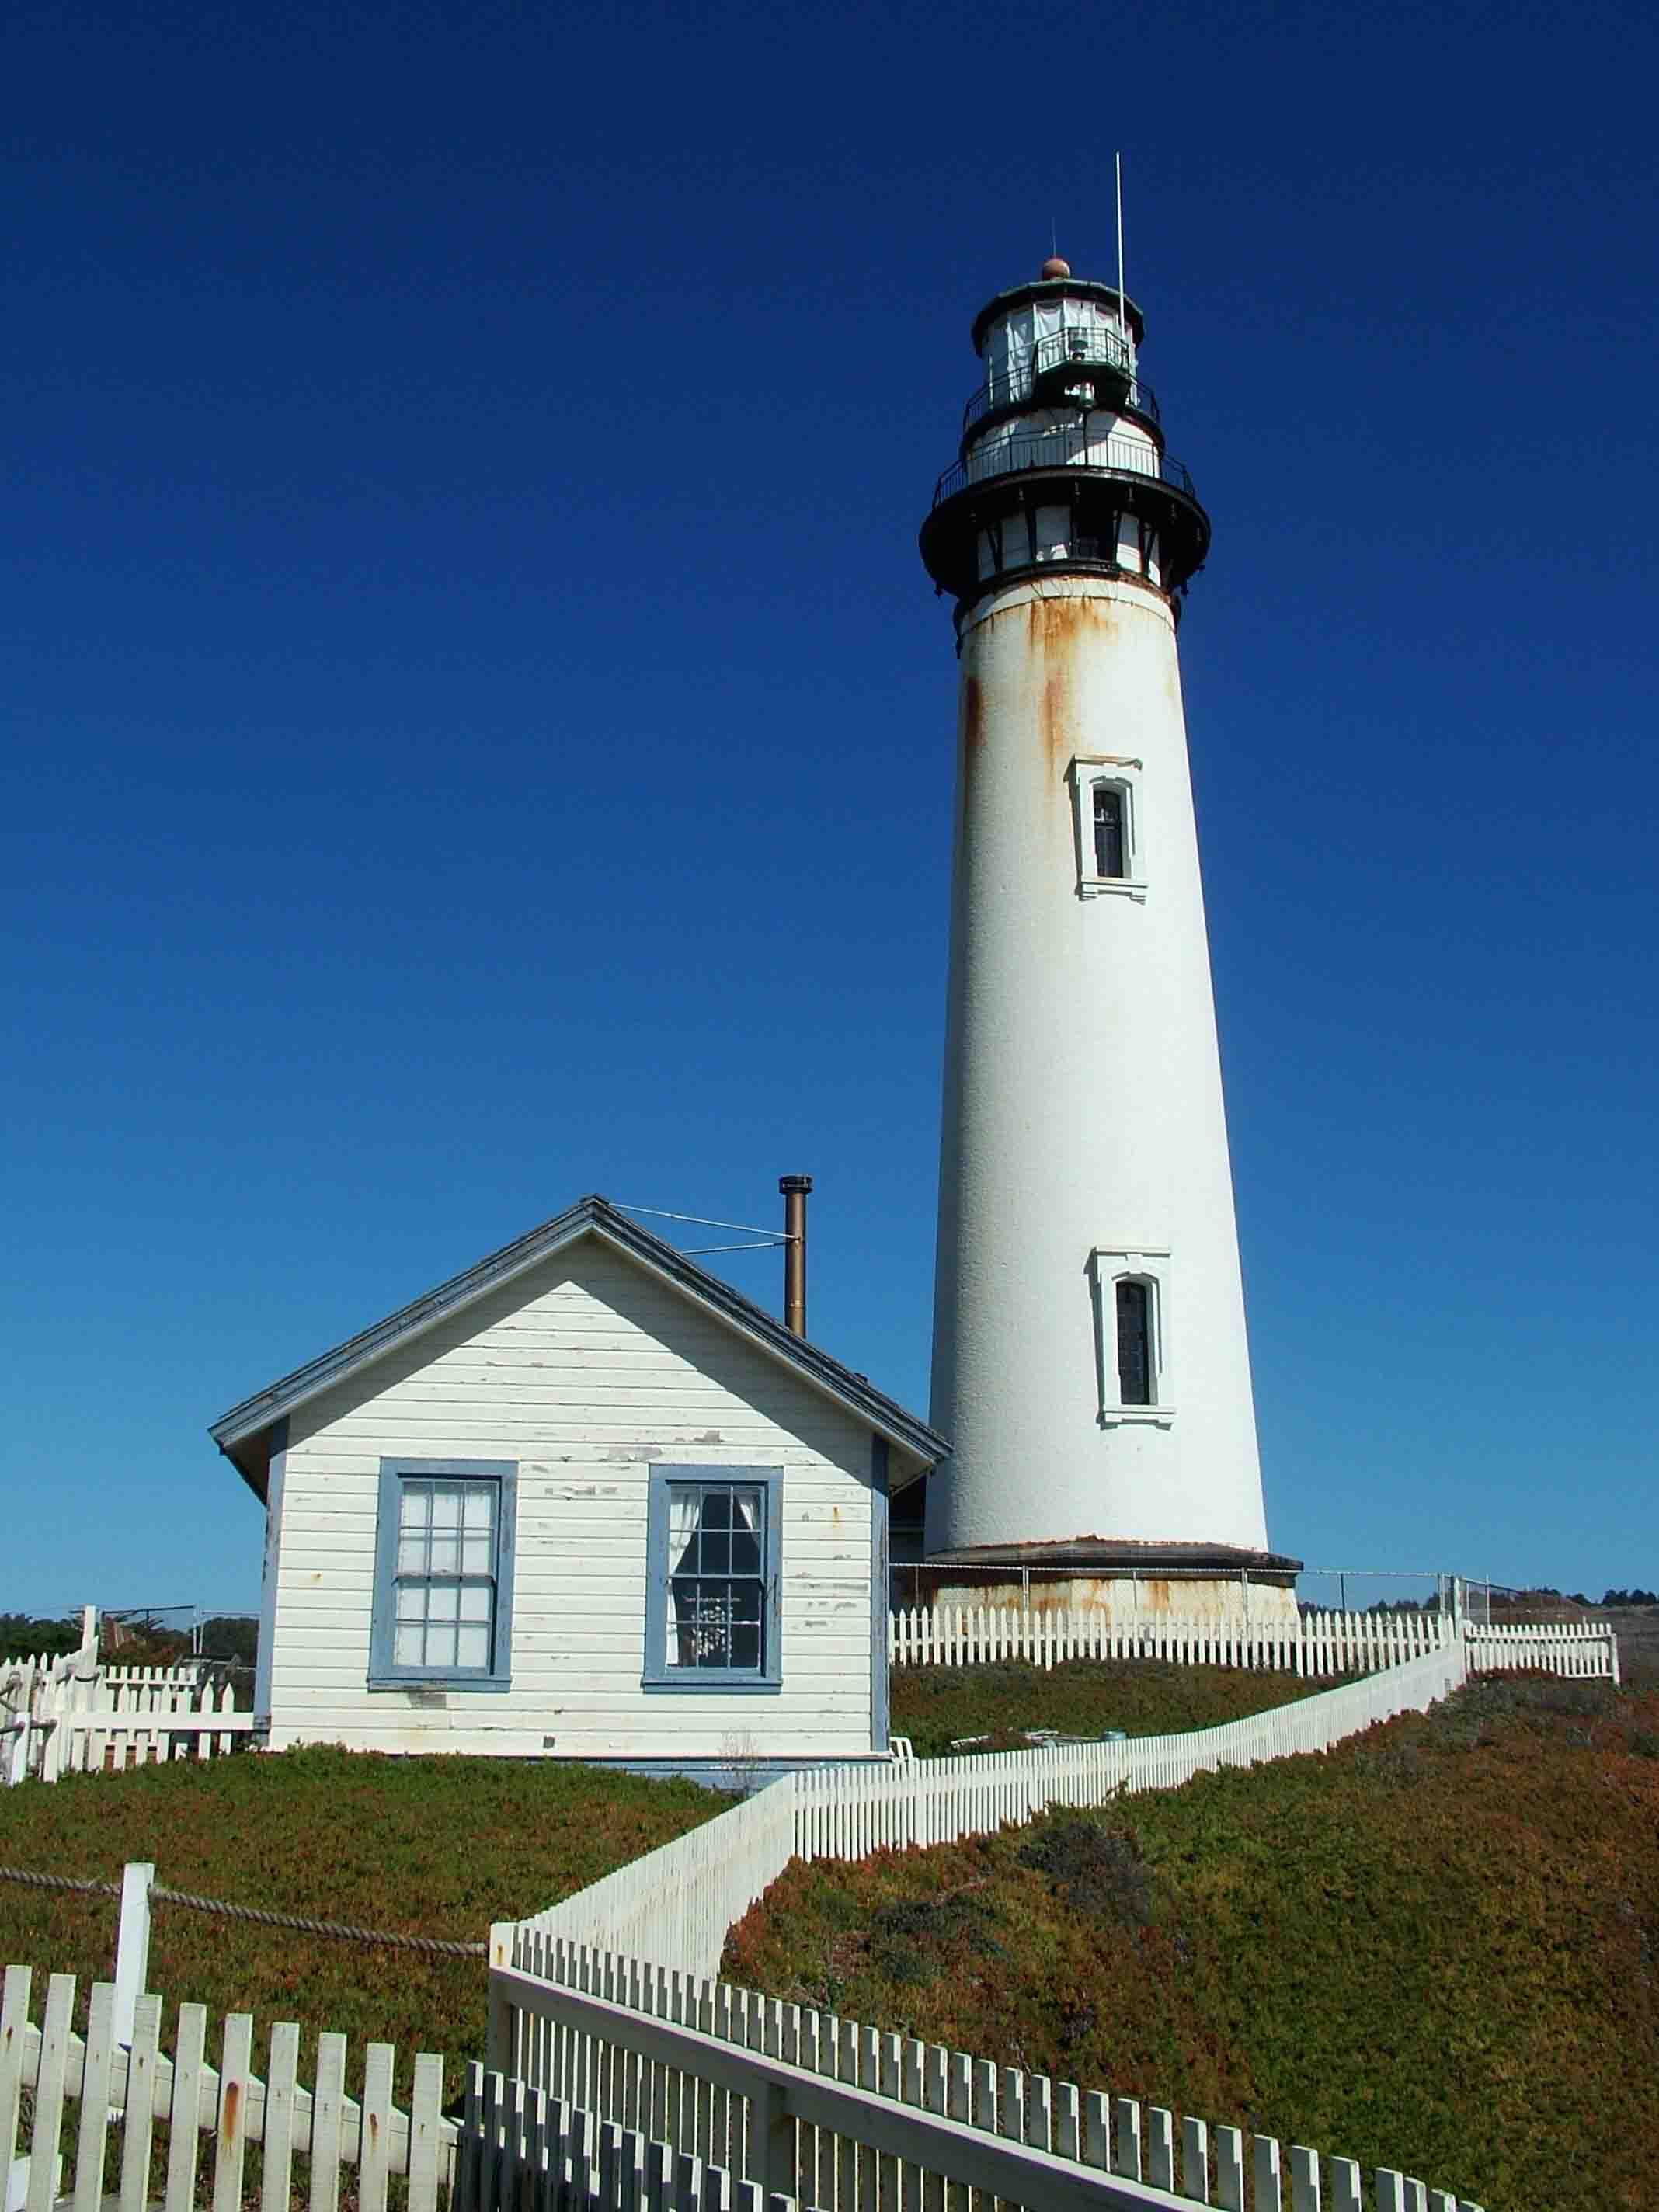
[725,1675,1659,2212]
[0,1747,725,2095]
[889,1654,1313,1756]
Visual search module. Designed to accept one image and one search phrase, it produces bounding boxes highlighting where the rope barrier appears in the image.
[151,1886,487,1957]
[0,1864,486,1957]
[0,1867,122,1899]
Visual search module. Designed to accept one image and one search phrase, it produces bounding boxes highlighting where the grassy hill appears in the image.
[725,1671,1659,2212]
[0,1748,725,2093]
[889,1653,1315,1755]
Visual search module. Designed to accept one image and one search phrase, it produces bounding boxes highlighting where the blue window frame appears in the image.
[370,1458,516,1690]
[643,1466,783,1691]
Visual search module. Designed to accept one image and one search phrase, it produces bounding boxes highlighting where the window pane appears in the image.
[1116,1279,1153,1404]
[1094,785,1125,878]
[389,1475,503,1674]
[731,1490,763,1577]
[663,1478,769,1675]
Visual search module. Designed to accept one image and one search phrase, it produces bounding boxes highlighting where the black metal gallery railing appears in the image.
[961,324,1152,425]
[932,433,1199,510]
[962,368,1161,436]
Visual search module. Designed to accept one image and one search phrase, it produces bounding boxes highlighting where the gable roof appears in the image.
[209,1194,946,1495]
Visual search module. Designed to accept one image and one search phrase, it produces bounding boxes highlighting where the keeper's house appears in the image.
[209,1197,943,1778]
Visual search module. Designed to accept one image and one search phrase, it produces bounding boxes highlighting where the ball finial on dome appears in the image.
[1041,255,1071,279]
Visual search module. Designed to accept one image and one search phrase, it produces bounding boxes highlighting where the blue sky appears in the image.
[4,0,1656,1616]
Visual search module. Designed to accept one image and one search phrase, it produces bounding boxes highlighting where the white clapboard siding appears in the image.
[269,1238,889,1762]
[0,1967,457,2212]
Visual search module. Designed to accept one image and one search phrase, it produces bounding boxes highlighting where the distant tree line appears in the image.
[1,1612,259,1667]
[0,1612,85,1659]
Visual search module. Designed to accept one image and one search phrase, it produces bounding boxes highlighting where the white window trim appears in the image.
[1090,1245,1174,1426]
[1068,754,1148,902]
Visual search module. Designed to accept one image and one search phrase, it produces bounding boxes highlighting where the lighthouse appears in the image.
[919,258,1293,1615]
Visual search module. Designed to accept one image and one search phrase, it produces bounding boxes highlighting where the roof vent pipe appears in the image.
[779,1174,812,1337]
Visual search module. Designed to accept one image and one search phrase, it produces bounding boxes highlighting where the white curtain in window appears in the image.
[664,1488,703,1667]
[730,1487,760,1539]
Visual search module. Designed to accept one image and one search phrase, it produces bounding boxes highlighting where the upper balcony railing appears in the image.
[962,326,1157,436]
[932,430,1199,511]
[962,367,1160,436]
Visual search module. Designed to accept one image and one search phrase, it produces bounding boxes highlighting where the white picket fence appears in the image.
[1466,1619,1620,1679]
[505,1634,1467,1982]
[492,1636,1487,2208]
[889,1602,1619,1680]
[2,1615,252,1786]
[0,1963,811,2212]
[492,1937,1483,2212]
[1,1964,457,2212]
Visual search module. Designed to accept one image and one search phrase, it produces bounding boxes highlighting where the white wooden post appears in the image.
[487,1922,517,2074]
[112,1862,154,2047]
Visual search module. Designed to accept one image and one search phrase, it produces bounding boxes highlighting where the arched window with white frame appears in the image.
[1089,1246,1174,1426]
[1068,756,1146,900]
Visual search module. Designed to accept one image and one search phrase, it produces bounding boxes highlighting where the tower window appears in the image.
[1069,759,1144,899]
[1090,1246,1173,1425]
[1093,784,1126,879]
[1116,1278,1153,1405]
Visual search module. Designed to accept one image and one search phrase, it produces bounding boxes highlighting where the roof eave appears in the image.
[208,1197,948,1473]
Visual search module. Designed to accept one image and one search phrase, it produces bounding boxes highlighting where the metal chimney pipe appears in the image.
[779,1174,812,1336]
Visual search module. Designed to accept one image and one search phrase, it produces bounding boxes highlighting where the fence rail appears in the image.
[2,1612,251,1786]
[495,1913,1487,2210]
[889,1602,1467,1676]
[1466,1619,1620,1679]
[0,1964,458,2212]
[493,1638,1491,2208]
[0,1962,812,2212]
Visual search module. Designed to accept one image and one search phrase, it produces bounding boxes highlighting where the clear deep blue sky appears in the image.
[5,0,1656,1615]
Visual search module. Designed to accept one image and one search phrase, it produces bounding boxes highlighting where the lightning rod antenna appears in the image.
[1115,151,1127,339]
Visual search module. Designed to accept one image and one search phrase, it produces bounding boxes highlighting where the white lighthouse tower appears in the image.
[919,257,1292,1613]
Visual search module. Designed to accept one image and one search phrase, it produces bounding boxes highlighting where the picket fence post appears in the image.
[111,1863,154,2048]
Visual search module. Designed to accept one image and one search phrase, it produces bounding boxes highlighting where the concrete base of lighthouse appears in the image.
[906,1539,1303,1626]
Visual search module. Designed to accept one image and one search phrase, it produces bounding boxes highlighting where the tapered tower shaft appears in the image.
[919,260,1271,1574]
